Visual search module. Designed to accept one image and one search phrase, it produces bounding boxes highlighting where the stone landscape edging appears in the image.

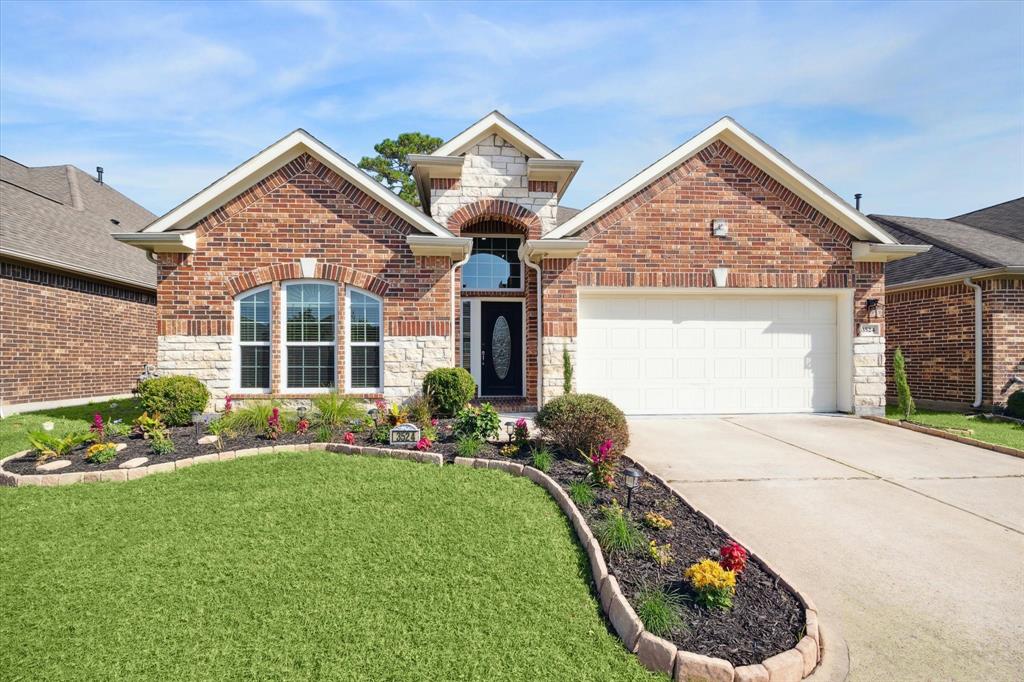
[865,415,1024,459]
[0,446,820,680]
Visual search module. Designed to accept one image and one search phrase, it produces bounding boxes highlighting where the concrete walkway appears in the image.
[627,414,1024,681]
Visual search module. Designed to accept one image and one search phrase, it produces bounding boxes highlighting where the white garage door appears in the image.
[577,294,838,414]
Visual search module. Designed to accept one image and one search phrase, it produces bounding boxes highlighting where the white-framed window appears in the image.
[234,286,271,392]
[462,235,524,291]
[346,287,383,392]
[282,281,337,392]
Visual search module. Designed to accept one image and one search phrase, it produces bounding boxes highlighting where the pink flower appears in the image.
[599,439,614,457]
[516,417,527,428]
[343,431,356,445]
[415,437,432,451]
[375,399,387,411]
[91,413,104,435]
[224,396,233,413]
[430,418,439,427]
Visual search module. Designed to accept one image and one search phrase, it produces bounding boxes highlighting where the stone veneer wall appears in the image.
[428,134,559,235]
[157,335,232,402]
[541,336,575,402]
[853,335,886,417]
[382,336,451,401]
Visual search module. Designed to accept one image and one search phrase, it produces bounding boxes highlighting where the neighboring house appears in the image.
[114,112,925,416]
[871,199,1023,409]
[0,156,157,414]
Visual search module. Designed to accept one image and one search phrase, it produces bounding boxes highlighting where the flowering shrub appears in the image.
[343,431,356,445]
[454,403,501,441]
[266,408,282,440]
[224,396,233,413]
[90,413,105,441]
[513,417,529,444]
[647,540,673,568]
[296,418,310,435]
[643,512,673,530]
[415,437,432,451]
[85,442,117,464]
[719,541,749,574]
[684,559,736,610]
[579,438,616,488]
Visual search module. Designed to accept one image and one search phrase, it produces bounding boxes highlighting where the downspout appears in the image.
[964,277,983,408]
[521,247,543,410]
[450,249,472,366]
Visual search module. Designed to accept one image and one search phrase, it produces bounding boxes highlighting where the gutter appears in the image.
[450,249,472,368]
[886,266,1024,293]
[964,277,984,408]
[0,248,156,292]
[520,245,544,410]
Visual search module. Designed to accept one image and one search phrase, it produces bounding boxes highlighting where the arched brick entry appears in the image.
[448,199,541,239]
[225,262,390,297]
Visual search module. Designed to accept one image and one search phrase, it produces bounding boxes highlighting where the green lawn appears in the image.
[886,406,1024,450]
[1,397,145,459]
[0,452,660,681]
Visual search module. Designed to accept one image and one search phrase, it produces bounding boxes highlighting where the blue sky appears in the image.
[1,0,1021,219]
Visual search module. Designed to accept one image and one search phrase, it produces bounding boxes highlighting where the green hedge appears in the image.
[423,368,476,416]
[137,375,210,426]
[535,393,629,459]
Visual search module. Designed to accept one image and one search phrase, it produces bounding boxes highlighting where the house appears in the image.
[0,156,157,414]
[871,199,1023,409]
[113,112,926,416]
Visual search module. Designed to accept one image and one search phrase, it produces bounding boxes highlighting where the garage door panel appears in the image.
[578,294,839,414]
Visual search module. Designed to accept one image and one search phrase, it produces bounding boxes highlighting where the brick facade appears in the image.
[0,260,156,408]
[542,140,886,414]
[886,277,1024,407]
[154,153,452,402]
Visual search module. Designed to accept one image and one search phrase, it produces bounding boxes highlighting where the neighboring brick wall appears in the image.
[155,153,452,400]
[886,277,1024,407]
[0,260,156,407]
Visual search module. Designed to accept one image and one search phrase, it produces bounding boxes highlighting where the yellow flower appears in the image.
[684,559,736,591]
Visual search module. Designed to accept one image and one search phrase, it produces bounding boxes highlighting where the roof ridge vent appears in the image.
[65,165,84,210]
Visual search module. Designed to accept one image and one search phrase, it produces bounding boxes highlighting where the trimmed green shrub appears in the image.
[423,368,476,416]
[137,375,210,426]
[893,347,915,421]
[535,393,629,458]
[1006,390,1024,419]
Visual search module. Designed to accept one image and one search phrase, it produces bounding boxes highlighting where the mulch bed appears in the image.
[4,422,802,664]
[469,445,805,666]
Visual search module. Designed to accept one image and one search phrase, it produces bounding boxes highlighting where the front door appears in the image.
[480,301,523,396]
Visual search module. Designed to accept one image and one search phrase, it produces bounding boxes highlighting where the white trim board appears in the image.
[546,116,896,245]
[141,129,454,238]
[433,111,562,160]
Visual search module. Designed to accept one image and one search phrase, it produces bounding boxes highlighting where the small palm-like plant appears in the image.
[27,430,92,462]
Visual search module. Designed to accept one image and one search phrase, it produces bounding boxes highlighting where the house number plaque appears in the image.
[390,423,421,447]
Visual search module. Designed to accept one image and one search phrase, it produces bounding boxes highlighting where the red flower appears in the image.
[343,431,356,445]
[296,418,309,435]
[415,437,432,451]
[90,413,104,439]
[224,396,233,414]
[719,541,749,574]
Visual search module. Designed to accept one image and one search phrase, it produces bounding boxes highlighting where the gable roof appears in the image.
[432,110,562,160]
[871,208,1024,286]
[545,116,896,244]
[949,197,1023,241]
[137,129,453,238]
[1,156,157,290]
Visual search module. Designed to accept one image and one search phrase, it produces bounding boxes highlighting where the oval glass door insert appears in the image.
[492,315,511,380]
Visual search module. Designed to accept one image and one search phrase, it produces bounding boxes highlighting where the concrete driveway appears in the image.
[627,414,1024,681]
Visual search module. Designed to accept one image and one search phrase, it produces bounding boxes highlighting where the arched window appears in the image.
[234,286,271,392]
[282,281,337,391]
[346,288,382,392]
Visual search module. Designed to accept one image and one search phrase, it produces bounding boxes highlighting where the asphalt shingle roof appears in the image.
[1,156,156,289]
[950,197,1024,241]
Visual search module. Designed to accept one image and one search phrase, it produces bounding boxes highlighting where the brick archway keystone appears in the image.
[448,199,541,239]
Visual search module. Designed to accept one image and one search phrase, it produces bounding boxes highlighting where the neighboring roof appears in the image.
[1,156,157,290]
[545,116,896,244]
[137,129,454,239]
[950,197,1024,241]
[432,110,562,160]
[870,208,1023,286]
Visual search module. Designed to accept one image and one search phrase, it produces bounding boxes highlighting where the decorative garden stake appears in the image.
[191,411,202,440]
[623,467,642,508]
[505,421,515,442]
